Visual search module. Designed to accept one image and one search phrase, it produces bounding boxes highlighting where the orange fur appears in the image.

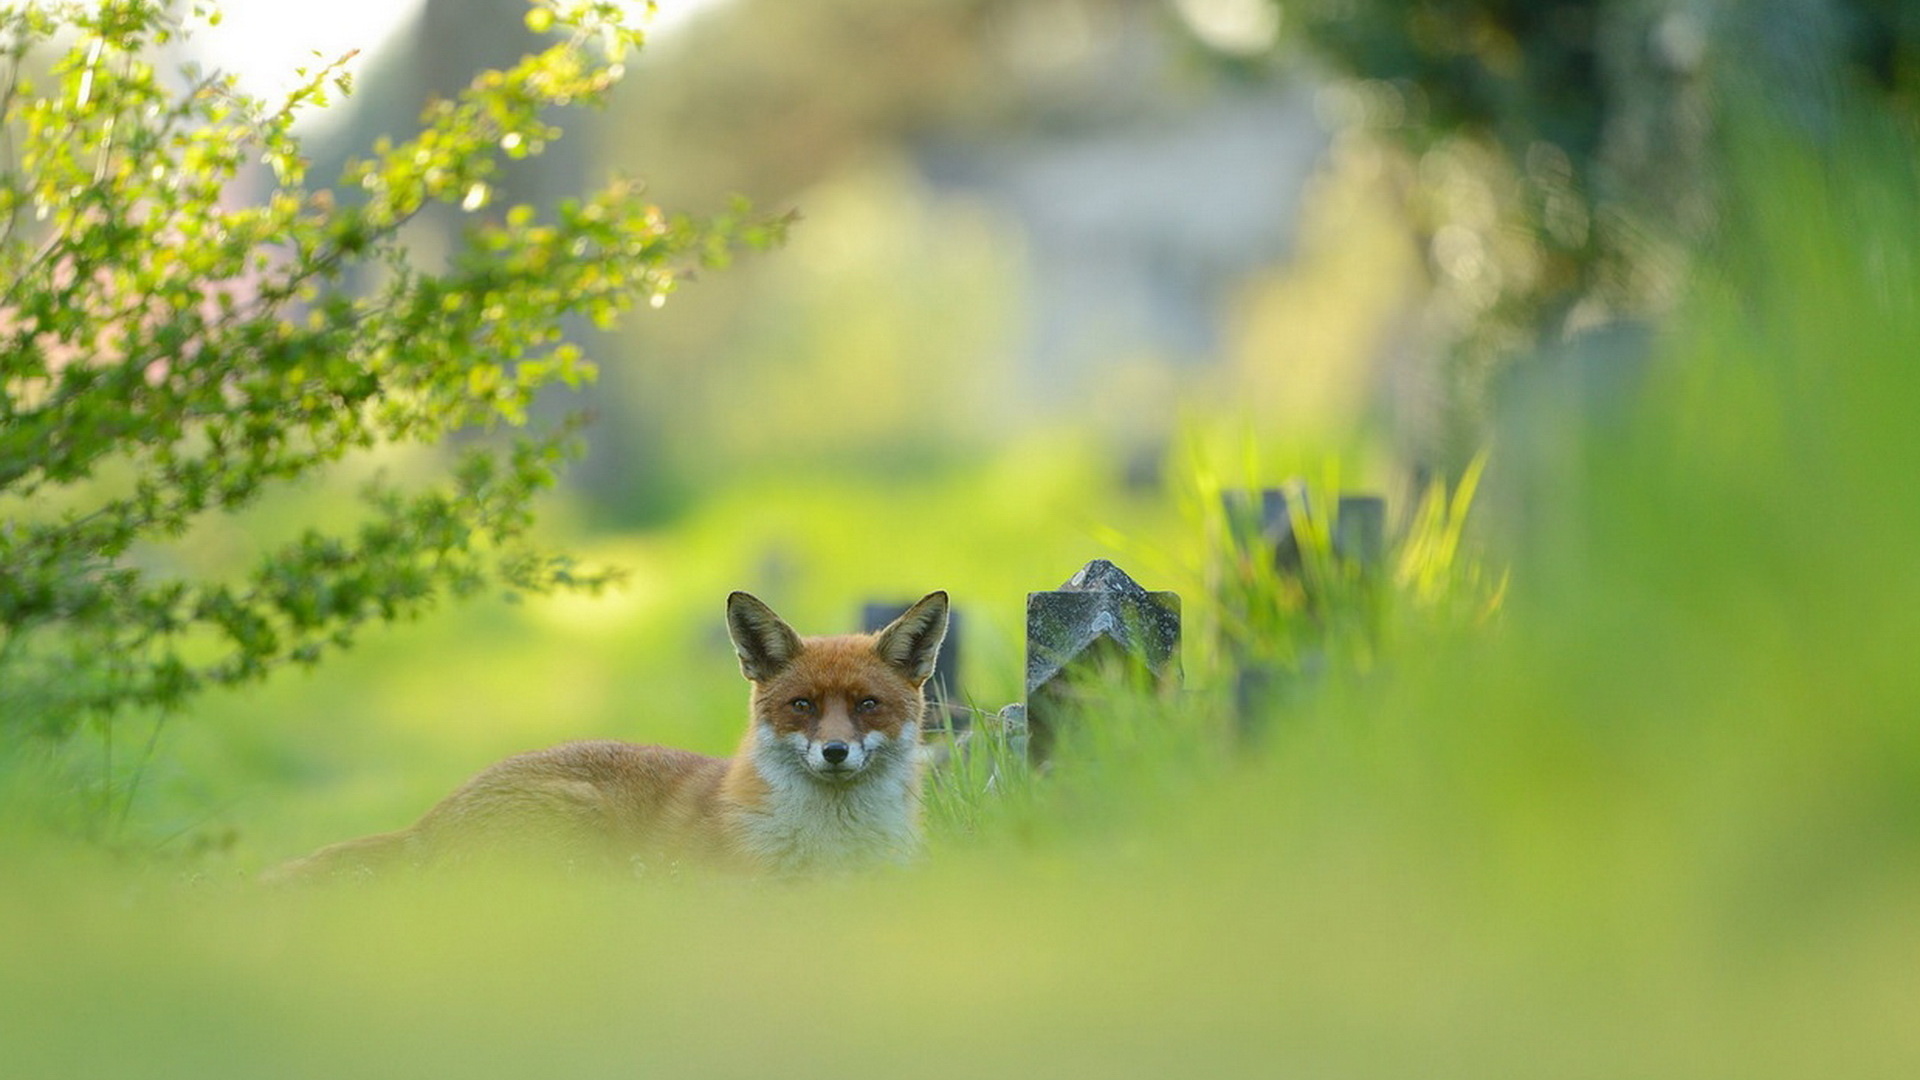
[265,591,948,882]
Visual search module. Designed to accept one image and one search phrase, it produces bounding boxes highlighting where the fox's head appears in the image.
[726,590,949,785]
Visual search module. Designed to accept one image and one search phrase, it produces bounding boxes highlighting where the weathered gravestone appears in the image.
[1221,485,1386,576]
[1025,559,1182,762]
[862,600,966,731]
[1220,486,1387,735]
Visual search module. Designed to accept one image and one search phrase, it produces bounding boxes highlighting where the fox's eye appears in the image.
[789,698,814,714]
[855,697,880,713]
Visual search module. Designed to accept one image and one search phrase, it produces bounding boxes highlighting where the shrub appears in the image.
[0,1,783,739]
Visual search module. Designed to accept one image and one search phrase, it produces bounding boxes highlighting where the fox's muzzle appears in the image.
[806,735,867,777]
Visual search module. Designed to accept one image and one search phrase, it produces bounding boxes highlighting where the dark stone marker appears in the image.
[1220,487,1385,738]
[1222,486,1387,573]
[862,600,966,732]
[1333,494,1386,570]
[1025,559,1181,762]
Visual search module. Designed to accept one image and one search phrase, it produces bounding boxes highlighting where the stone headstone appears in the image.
[1222,487,1386,574]
[1219,487,1385,738]
[995,702,1029,767]
[1024,559,1181,761]
[1232,651,1328,742]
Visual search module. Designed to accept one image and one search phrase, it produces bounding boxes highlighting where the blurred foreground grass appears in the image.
[5,110,1920,1077]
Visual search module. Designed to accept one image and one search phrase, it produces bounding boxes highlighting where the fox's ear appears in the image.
[874,591,949,686]
[727,592,804,682]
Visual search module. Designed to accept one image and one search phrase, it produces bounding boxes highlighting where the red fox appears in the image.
[266,590,950,881]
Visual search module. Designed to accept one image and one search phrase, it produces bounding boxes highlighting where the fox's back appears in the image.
[411,740,736,866]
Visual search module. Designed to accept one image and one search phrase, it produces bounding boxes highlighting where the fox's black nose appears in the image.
[821,741,850,765]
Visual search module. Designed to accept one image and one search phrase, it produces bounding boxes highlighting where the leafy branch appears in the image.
[0,0,788,747]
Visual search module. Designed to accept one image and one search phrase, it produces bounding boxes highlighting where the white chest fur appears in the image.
[739,728,922,872]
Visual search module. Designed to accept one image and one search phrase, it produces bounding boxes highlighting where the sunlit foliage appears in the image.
[0,1,782,739]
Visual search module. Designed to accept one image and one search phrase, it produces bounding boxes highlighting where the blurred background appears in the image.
[117,0,1432,856]
[8,0,1895,859]
[106,0,1910,862]
[5,1,1920,1075]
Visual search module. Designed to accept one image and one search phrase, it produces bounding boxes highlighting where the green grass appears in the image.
[4,106,1920,1078]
